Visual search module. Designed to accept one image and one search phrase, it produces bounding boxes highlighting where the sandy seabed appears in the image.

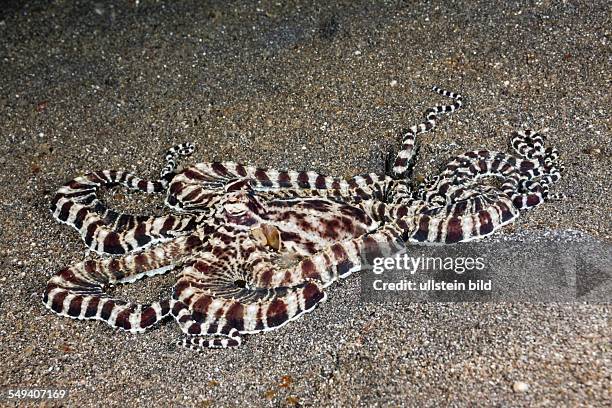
[0,1,610,406]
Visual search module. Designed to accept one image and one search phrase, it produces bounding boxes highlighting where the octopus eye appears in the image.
[234,279,247,288]
[224,203,247,215]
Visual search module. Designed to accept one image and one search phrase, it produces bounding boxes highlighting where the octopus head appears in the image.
[222,191,265,226]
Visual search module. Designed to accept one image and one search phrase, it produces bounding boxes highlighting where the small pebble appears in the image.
[513,381,529,393]
[584,147,601,155]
